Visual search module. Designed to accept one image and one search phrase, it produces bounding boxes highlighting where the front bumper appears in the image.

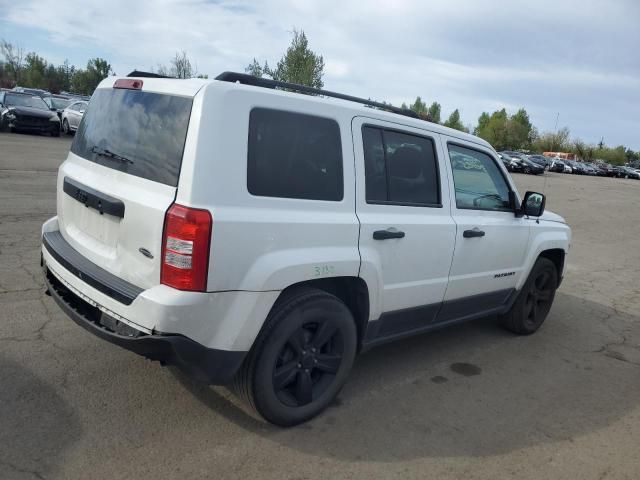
[43,265,246,384]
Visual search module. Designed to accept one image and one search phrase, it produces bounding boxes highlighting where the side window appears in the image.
[247,108,343,201]
[448,144,512,211]
[362,126,440,206]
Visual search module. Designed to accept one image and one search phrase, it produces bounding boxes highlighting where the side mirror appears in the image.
[520,191,546,217]
[79,109,85,114]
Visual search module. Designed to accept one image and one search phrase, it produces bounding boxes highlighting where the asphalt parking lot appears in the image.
[1,132,639,480]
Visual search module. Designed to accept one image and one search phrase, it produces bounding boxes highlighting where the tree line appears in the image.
[4,31,637,164]
[1,40,113,95]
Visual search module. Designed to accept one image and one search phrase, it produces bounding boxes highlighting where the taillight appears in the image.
[161,204,212,292]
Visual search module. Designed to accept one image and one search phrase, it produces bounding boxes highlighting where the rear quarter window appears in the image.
[247,108,343,201]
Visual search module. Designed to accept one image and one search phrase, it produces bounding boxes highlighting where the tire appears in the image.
[51,127,60,137]
[62,119,70,135]
[234,288,357,426]
[524,167,531,174]
[499,257,558,335]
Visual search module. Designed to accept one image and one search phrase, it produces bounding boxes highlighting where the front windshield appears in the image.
[5,93,49,110]
[51,98,71,110]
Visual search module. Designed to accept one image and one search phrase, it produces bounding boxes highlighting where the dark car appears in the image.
[620,167,640,179]
[0,91,61,136]
[527,154,550,168]
[498,152,524,173]
[549,159,566,173]
[519,157,545,175]
[582,164,598,175]
[595,164,615,177]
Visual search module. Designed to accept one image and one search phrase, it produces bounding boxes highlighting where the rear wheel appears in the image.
[500,257,558,335]
[524,167,531,174]
[235,288,357,426]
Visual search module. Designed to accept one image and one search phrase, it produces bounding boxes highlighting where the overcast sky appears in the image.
[1,0,639,148]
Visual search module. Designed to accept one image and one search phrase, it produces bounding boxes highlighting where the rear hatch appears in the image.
[56,79,198,290]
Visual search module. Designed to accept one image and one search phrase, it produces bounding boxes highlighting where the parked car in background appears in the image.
[620,166,640,179]
[566,160,587,175]
[44,95,72,121]
[595,164,615,177]
[498,152,523,173]
[527,154,550,168]
[563,163,573,174]
[549,159,566,173]
[61,100,88,135]
[582,164,598,175]
[519,157,545,175]
[0,91,60,136]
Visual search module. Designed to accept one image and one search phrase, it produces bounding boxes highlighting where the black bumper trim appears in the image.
[43,231,142,305]
[43,266,246,385]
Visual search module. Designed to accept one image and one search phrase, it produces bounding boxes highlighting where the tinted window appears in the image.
[448,144,511,211]
[71,88,193,186]
[5,93,49,110]
[362,126,440,206]
[248,108,343,201]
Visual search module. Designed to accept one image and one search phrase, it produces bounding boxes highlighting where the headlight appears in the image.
[6,112,16,120]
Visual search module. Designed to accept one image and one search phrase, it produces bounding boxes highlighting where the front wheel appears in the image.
[62,119,70,135]
[235,288,357,426]
[499,257,558,335]
[524,167,531,174]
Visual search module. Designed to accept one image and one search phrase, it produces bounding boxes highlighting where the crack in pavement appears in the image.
[0,458,47,480]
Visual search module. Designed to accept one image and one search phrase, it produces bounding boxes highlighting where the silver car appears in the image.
[61,100,88,135]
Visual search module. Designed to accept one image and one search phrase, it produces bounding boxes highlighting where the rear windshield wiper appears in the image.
[90,146,134,165]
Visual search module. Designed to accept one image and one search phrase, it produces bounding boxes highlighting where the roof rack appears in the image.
[215,71,421,120]
[127,71,172,79]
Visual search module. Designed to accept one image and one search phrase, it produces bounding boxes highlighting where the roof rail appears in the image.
[127,71,172,79]
[215,71,421,120]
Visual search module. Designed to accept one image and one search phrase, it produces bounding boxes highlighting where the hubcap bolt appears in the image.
[311,348,316,353]
[314,359,318,364]
[297,363,301,368]
[302,350,306,355]
[305,369,309,373]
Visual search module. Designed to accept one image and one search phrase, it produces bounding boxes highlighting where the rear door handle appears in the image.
[373,229,405,240]
[463,228,485,238]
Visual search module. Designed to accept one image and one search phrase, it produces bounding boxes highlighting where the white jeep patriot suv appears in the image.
[41,72,571,426]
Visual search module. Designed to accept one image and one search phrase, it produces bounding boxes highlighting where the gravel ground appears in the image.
[1,132,639,480]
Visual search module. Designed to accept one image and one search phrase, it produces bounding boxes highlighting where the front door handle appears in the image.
[463,228,485,238]
[373,229,405,240]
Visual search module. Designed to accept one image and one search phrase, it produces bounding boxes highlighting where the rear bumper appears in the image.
[43,265,246,384]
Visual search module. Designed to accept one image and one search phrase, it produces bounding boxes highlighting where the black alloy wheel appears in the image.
[521,269,554,332]
[235,288,357,426]
[273,321,344,407]
[500,257,558,335]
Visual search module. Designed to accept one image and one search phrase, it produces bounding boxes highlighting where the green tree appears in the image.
[531,127,571,153]
[22,52,48,89]
[475,108,508,149]
[409,96,427,116]
[427,101,441,124]
[246,29,324,88]
[73,58,113,94]
[443,109,467,132]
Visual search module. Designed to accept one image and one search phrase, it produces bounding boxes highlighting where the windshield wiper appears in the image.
[90,146,134,165]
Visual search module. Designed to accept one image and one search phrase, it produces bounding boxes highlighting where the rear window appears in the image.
[247,108,343,201]
[71,88,193,186]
